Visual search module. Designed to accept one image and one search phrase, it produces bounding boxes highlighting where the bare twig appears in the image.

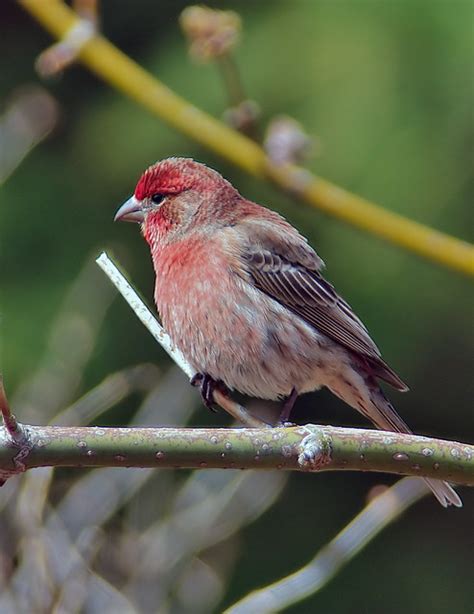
[0,378,20,439]
[96,252,268,428]
[0,86,59,184]
[0,378,32,485]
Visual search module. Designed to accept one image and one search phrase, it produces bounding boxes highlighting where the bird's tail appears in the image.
[329,375,462,508]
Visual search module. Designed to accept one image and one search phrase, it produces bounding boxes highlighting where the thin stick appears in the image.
[0,377,21,439]
[95,252,268,428]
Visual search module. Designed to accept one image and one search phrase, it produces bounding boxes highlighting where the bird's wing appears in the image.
[232,215,407,391]
[244,248,381,358]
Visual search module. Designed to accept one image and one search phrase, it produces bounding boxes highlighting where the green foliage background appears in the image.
[1,1,473,612]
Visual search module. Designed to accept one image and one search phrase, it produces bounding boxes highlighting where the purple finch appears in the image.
[115,157,461,508]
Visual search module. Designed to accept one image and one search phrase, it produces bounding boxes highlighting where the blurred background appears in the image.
[1,1,473,612]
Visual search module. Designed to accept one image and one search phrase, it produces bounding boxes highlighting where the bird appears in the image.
[114,157,461,508]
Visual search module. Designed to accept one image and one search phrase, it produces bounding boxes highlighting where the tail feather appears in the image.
[367,387,462,508]
[365,356,410,392]
[424,478,462,508]
[329,374,462,508]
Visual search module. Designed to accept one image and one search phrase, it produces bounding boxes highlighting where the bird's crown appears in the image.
[135,157,229,200]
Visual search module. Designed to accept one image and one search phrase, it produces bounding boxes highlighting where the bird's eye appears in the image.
[151,193,165,205]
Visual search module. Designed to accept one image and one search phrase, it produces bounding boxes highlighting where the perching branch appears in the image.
[0,252,472,484]
[18,0,474,276]
[0,423,472,485]
[95,251,472,485]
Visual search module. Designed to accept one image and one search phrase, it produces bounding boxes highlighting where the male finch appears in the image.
[115,157,461,508]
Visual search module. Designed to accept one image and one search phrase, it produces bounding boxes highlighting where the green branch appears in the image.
[0,423,472,485]
[18,0,474,276]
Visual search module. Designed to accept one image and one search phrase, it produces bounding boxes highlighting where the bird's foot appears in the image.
[190,373,229,412]
[277,387,298,426]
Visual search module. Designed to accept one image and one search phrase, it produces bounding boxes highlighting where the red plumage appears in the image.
[114,157,461,508]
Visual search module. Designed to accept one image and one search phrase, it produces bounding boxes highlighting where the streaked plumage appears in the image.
[114,157,461,508]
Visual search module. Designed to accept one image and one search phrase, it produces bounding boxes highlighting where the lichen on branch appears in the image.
[0,423,472,486]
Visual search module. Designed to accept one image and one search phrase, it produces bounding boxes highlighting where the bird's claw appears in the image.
[190,373,229,412]
[190,373,203,388]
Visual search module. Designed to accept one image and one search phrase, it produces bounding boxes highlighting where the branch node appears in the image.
[297,425,332,471]
[35,13,96,77]
[0,377,23,442]
[12,429,33,473]
[0,425,33,485]
[0,379,34,484]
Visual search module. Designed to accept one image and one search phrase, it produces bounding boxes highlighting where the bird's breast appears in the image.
[151,236,330,399]
[153,238,260,364]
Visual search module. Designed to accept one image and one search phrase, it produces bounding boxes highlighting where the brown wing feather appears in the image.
[243,249,408,391]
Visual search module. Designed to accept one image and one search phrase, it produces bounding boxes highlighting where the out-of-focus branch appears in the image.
[0,86,60,184]
[35,0,98,77]
[179,5,260,138]
[224,477,429,614]
[18,0,474,276]
[0,423,472,484]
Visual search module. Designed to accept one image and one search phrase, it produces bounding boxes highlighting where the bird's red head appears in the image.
[114,158,237,244]
[134,157,226,200]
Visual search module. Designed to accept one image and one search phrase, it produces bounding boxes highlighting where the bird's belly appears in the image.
[157,273,337,400]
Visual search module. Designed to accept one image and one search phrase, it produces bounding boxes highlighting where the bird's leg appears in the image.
[190,372,229,412]
[278,387,298,425]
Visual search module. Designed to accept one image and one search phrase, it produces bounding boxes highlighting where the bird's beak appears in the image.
[114,196,145,223]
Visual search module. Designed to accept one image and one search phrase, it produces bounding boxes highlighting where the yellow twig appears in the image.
[19,0,474,276]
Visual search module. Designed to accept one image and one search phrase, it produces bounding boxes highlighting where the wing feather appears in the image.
[222,207,407,391]
[242,247,407,391]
